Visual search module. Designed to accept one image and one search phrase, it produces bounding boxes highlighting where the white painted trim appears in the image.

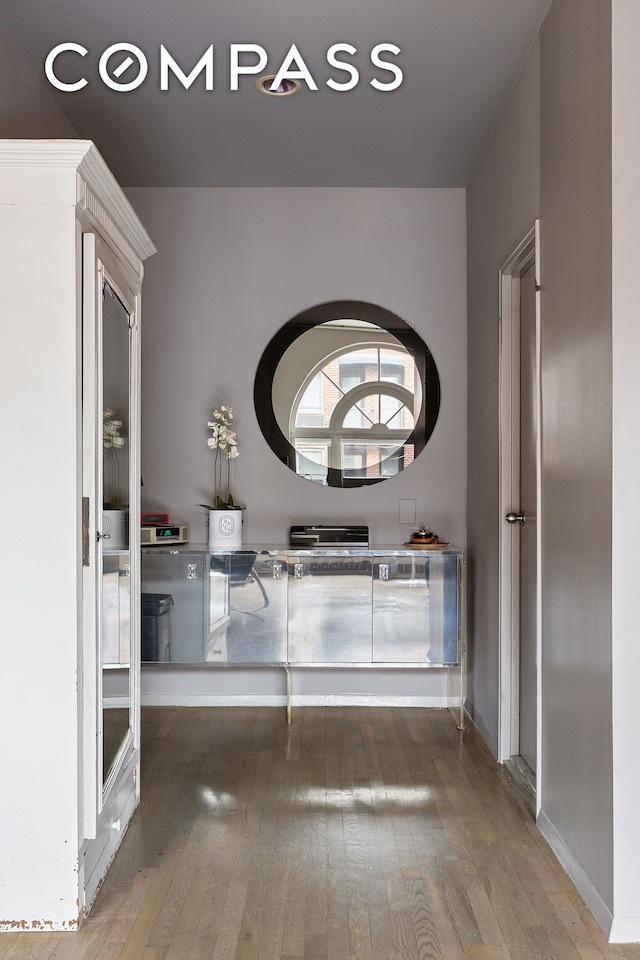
[608,917,640,945]
[293,696,453,708]
[533,219,542,813]
[81,235,143,915]
[0,138,97,167]
[103,697,131,710]
[82,753,139,915]
[81,232,99,842]
[141,694,457,708]
[0,140,156,261]
[0,919,79,933]
[498,225,541,786]
[537,811,615,942]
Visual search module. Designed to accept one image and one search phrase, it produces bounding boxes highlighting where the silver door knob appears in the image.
[505,512,525,525]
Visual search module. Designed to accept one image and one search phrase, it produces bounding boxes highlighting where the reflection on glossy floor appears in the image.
[5,706,640,960]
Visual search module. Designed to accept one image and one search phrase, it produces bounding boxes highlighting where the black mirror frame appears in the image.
[254,300,441,488]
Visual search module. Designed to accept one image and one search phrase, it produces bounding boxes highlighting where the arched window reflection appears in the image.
[254,301,440,488]
[292,342,417,485]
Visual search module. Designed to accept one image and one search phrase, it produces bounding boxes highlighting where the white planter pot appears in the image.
[208,509,243,549]
[102,509,128,550]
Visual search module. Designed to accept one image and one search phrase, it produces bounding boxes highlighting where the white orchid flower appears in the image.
[203,403,241,509]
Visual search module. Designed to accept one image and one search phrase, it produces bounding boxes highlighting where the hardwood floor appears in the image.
[4,706,640,960]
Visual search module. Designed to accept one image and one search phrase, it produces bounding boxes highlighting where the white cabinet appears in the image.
[0,140,155,929]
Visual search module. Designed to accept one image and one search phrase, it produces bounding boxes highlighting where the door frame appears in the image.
[498,222,542,809]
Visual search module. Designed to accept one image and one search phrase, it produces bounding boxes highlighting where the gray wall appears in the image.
[467,0,615,925]
[127,187,467,549]
[466,39,541,750]
[539,0,613,914]
[610,0,640,938]
[127,186,467,704]
[0,27,77,137]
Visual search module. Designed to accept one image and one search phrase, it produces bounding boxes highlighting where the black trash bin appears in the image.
[141,593,173,662]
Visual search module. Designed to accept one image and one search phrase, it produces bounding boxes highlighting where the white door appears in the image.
[499,224,541,804]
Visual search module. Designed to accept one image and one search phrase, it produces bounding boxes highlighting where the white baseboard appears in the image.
[141,694,457,708]
[537,810,615,941]
[142,694,287,707]
[608,915,640,944]
[292,695,453,707]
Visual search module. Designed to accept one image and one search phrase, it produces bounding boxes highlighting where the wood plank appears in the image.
[3,707,634,960]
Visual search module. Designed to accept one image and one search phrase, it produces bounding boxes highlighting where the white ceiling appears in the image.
[1,0,552,187]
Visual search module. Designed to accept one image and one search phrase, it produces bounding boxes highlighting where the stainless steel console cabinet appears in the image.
[141,544,466,725]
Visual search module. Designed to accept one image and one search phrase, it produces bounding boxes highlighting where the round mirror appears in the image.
[255,301,440,487]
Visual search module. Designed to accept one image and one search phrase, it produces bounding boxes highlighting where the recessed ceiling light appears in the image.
[256,75,302,97]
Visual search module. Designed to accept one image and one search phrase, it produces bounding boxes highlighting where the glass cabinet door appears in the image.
[82,233,140,835]
[101,552,131,779]
[100,276,134,784]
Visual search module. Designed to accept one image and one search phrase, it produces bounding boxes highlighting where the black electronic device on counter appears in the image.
[290,524,369,548]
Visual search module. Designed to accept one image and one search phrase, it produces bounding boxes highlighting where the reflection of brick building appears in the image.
[295,346,417,481]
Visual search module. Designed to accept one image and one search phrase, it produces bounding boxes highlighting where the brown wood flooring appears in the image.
[4,706,640,960]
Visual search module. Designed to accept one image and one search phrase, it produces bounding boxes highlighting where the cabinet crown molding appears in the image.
[0,139,156,263]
